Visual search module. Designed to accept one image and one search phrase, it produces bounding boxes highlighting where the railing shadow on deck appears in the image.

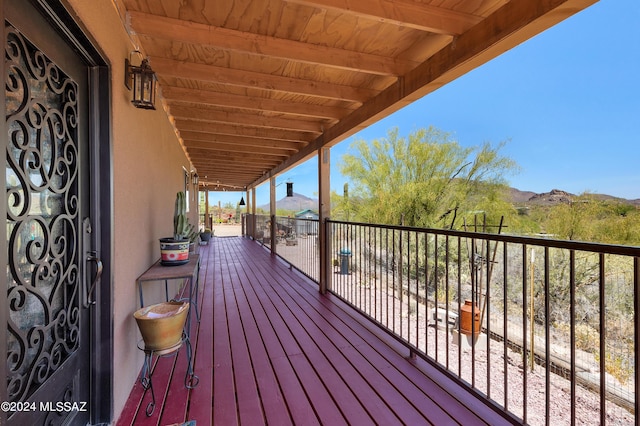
[244,214,639,426]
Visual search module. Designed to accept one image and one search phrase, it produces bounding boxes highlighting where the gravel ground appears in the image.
[333,279,635,426]
[210,224,242,237]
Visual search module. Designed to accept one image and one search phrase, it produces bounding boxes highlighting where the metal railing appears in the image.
[328,220,638,425]
[250,214,320,282]
[243,214,638,424]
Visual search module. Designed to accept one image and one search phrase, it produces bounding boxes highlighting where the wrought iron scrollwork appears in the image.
[5,23,80,404]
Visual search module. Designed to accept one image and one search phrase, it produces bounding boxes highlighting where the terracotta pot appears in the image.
[134,301,189,350]
[460,300,481,335]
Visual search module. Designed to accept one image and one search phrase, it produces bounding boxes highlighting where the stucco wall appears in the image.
[65,1,200,421]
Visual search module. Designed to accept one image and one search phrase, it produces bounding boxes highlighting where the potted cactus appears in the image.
[159,192,198,266]
[199,228,213,245]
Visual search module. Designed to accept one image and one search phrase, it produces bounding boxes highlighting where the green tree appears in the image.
[542,194,640,244]
[339,127,518,228]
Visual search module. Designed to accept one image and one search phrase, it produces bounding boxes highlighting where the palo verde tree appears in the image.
[339,126,519,228]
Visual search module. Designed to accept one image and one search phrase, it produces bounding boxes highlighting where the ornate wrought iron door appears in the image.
[3,2,91,424]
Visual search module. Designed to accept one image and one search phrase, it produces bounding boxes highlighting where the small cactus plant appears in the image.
[173,191,199,243]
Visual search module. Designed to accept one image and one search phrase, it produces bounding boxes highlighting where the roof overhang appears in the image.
[119,0,598,191]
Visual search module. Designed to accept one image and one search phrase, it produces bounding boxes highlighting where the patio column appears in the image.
[205,189,210,229]
[251,187,256,239]
[270,177,277,253]
[241,189,246,236]
[318,147,331,294]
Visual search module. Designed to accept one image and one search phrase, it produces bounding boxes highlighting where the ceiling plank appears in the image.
[188,149,283,165]
[181,132,304,152]
[174,119,314,144]
[162,86,353,119]
[184,138,293,157]
[128,11,417,76]
[150,56,377,103]
[168,104,325,133]
[198,165,264,175]
[286,0,482,35]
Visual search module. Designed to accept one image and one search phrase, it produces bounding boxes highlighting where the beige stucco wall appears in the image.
[65,1,200,421]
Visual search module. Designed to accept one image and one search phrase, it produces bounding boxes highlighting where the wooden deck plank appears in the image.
[219,247,266,425]
[187,245,214,426]
[238,244,389,425]
[294,277,505,425]
[271,267,465,425]
[118,237,516,426]
[226,254,294,426]
[250,252,418,425]
[116,366,151,425]
[282,276,462,425]
[227,240,344,425]
[278,263,498,425]
[211,246,240,426]
[236,238,510,425]
[237,272,337,425]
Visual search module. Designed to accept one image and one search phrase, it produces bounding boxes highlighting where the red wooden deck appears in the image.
[117,237,516,426]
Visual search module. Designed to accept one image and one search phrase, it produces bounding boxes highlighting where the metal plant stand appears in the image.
[136,255,201,416]
[136,333,199,416]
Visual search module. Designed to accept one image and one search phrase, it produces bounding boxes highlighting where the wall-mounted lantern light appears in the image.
[191,172,199,186]
[125,51,157,110]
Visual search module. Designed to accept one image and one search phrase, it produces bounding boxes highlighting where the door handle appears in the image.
[85,251,103,308]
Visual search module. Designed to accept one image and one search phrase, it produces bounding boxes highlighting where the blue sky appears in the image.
[209,0,640,208]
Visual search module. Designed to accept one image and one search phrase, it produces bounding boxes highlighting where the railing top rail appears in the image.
[326,218,640,257]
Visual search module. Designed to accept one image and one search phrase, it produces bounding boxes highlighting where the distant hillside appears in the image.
[507,187,538,203]
[259,192,318,212]
[508,188,640,207]
[258,188,639,212]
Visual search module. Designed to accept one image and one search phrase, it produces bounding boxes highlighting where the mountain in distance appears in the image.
[509,188,640,206]
[261,188,640,212]
[258,192,318,212]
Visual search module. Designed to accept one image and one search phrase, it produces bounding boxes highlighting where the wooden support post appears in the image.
[318,147,331,294]
[251,188,256,239]
[205,190,210,229]
[270,177,277,253]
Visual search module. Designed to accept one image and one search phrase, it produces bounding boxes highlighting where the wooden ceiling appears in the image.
[120,0,596,192]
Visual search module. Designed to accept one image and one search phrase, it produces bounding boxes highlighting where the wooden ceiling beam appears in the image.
[199,170,262,179]
[196,170,271,182]
[197,167,266,178]
[150,56,376,103]
[181,132,304,152]
[174,119,314,144]
[198,167,263,176]
[287,0,482,35]
[198,171,267,183]
[129,11,417,76]
[198,169,257,178]
[184,139,291,157]
[200,180,250,186]
[188,149,282,165]
[162,86,353,119]
[168,104,325,133]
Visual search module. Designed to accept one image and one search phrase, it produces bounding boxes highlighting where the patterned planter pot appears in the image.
[159,237,190,266]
